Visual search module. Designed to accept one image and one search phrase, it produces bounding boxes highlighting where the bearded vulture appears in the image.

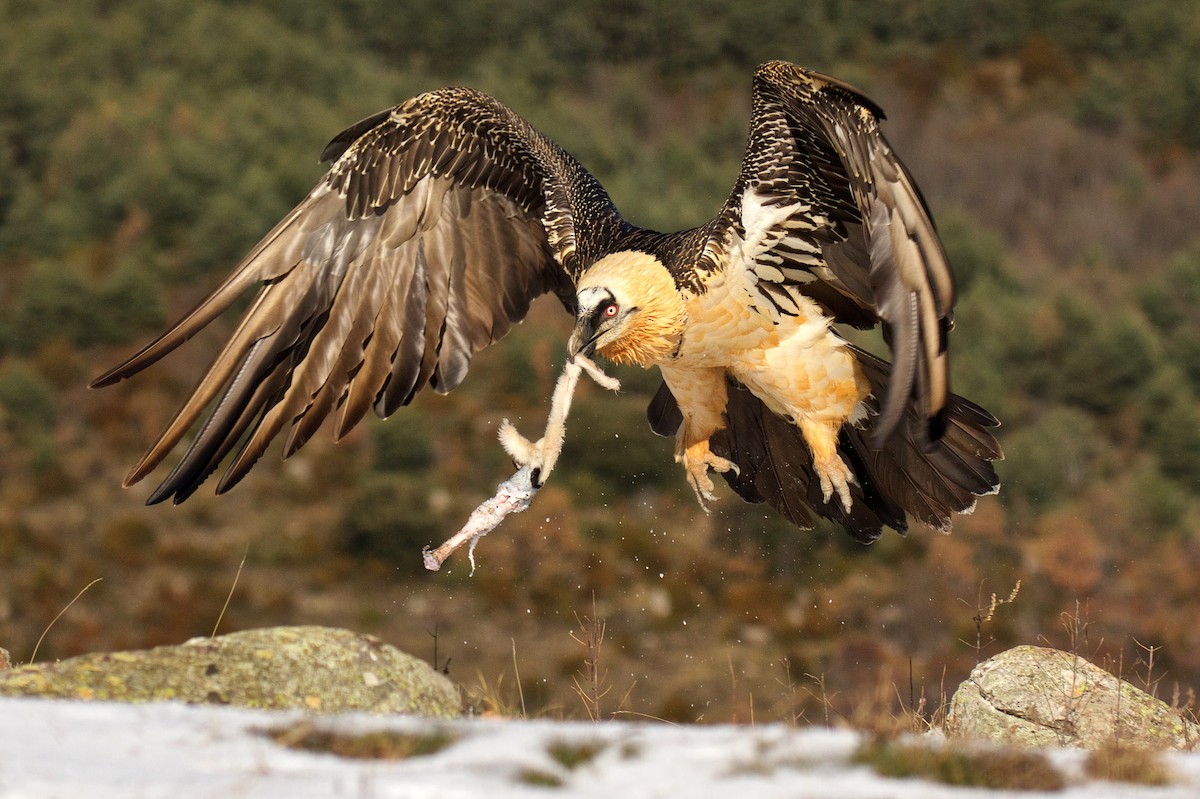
[93,61,1001,543]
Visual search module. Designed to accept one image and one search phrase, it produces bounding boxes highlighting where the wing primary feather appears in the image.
[143,336,276,504]
[334,249,409,435]
[227,220,387,470]
[410,238,450,402]
[120,286,293,487]
[376,247,431,416]
[90,198,319,389]
[428,215,474,392]
[156,281,330,501]
[287,244,394,452]
[198,365,293,500]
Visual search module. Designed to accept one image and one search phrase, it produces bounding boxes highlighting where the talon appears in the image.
[688,469,717,508]
[799,418,856,514]
[814,453,855,514]
[679,439,738,510]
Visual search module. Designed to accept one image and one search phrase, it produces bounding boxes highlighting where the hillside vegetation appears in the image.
[2,0,1200,723]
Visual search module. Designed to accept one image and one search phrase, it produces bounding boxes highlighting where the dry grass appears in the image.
[960,579,1022,663]
[853,738,1066,792]
[29,577,104,664]
[262,721,457,760]
[462,671,525,719]
[1084,742,1173,786]
[515,768,564,787]
[547,739,606,770]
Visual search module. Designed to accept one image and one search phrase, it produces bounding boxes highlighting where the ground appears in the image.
[3,697,1200,797]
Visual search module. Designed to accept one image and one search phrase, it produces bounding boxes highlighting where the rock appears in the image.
[0,626,459,718]
[948,644,1200,749]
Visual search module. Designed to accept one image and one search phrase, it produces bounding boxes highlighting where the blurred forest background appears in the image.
[3,0,1200,724]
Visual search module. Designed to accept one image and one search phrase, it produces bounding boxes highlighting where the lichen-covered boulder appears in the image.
[948,645,1199,749]
[0,626,459,718]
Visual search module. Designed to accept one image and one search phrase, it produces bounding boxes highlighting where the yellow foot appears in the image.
[814,452,855,514]
[678,439,740,509]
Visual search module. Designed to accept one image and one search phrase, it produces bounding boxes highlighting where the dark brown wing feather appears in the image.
[709,377,903,543]
[706,61,955,447]
[646,380,683,437]
[92,88,624,504]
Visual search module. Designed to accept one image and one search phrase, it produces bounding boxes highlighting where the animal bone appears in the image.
[422,355,620,573]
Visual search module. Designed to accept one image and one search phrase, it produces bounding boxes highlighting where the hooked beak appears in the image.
[567,316,601,360]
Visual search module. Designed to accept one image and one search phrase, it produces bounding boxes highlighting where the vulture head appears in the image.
[569,251,685,367]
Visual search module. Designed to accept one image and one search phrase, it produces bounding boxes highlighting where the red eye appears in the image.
[603,303,619,318]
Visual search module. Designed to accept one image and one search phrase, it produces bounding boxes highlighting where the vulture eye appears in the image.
[602,302,619,319]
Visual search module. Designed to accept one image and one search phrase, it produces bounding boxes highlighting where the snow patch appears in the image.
[2,697,1200,797]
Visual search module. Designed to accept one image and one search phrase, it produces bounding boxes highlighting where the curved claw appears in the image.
[814,453,856,514]
[679,439,739,510]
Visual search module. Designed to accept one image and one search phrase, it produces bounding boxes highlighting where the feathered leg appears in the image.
[730,331,872,514]
[799,417,857,512]
[659,365,740,507]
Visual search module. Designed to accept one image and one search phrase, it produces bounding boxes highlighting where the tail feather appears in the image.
[645,347,1001,541]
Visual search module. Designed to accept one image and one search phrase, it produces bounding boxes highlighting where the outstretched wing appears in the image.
[92,88,623,504]
[705,61,954,446]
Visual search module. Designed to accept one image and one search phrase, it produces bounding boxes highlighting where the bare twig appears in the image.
[423,355,619,573]
[1115,648,1125,747]
[1133,638,1164,698]
[570,594,609,721]
[428,624,451,675]
[612,678,639,718]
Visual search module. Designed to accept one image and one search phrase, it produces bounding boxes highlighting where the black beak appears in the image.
[568,316,600,359]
